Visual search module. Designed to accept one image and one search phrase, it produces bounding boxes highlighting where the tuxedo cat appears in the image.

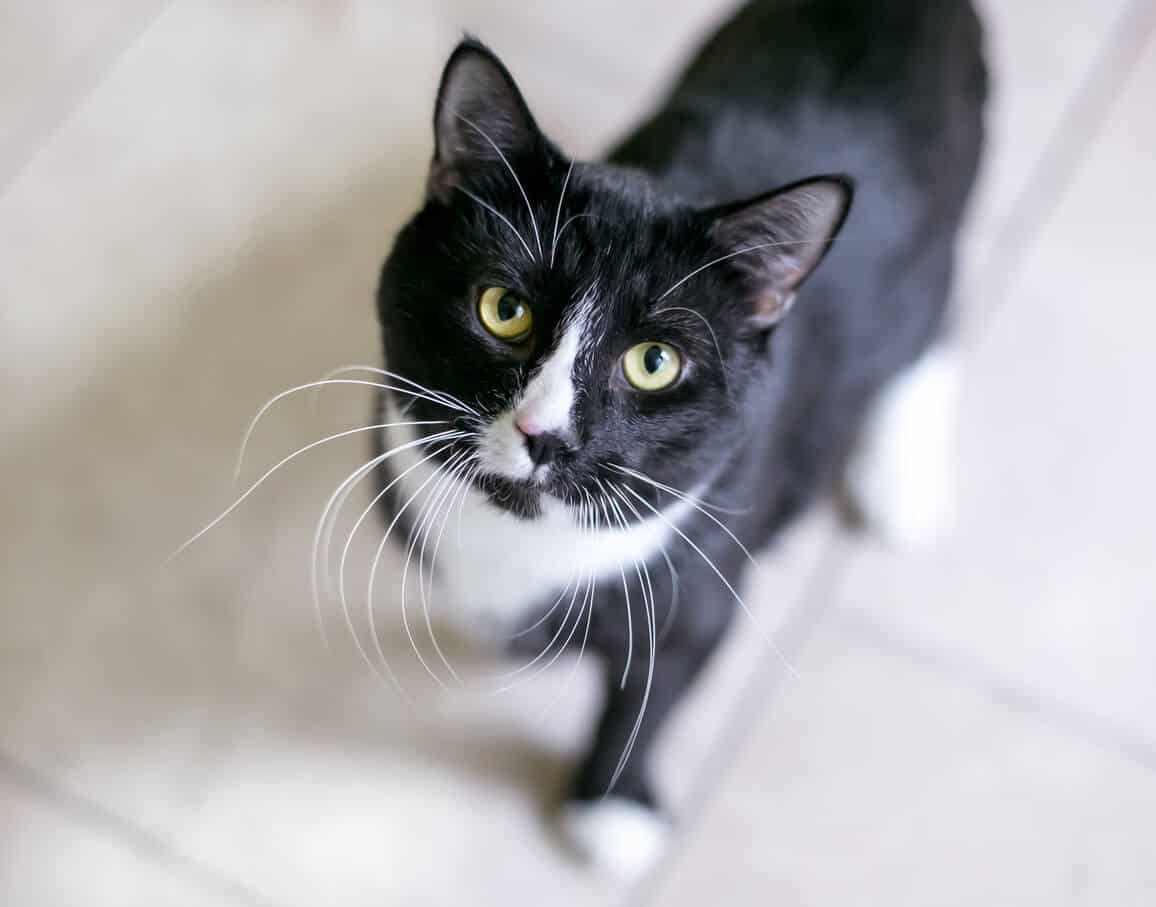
[373,0,985,875]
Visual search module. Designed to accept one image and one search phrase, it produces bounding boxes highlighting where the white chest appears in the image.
[380,422,690,629]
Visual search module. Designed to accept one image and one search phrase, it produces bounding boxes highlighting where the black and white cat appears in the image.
[373,0,986,875]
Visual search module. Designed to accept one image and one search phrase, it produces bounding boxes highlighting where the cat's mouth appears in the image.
[474,472,546,520]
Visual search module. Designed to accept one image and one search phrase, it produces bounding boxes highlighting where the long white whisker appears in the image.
[618,483,797,678]
[418,452,478,684]
[335,436,466,687]
[311,453,390,651]
[366,444,470,688]
[455,463,479,550]
[234,378,470,480]
[318,364,480,416]
[400,449,469,687]
[311,436,454,655]
[610,485,674,646]
[508,573,578,641]
[604,484,657,792]
[610,463,756,561]
[657,549,681,647]
[553,212,601,250]
[591,480,633,689]
[657,238,839,301]
[456,186,536,261]
[170,420,446,560]
[550,160,574,269]
[491,569,584,689]
[455,113,543,260]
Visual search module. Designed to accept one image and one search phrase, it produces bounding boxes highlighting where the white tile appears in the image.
[0,772,230,907]
[653,620,1156,906]
[963,0,1130,271]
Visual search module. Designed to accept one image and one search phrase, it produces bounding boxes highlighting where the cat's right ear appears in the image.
[707,176,853,329]
[428,39,542,202]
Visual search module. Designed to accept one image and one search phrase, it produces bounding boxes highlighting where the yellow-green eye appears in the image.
[478,286,533,341]
[622,342,682,391]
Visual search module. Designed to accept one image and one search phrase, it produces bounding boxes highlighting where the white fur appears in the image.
[558,797,670,877]
[381,402,695,632]
[845,345,959,546]
[476,313,585,484]
[516,319,582,440]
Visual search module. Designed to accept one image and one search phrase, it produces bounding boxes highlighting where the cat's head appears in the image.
[377,39,851,520]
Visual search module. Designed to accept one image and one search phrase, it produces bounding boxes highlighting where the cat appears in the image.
[372,0,986,876]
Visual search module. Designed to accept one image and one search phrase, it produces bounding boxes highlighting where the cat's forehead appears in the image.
[542,170,706,309]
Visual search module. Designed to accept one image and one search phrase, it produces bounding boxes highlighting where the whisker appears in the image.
[603,484,657,792]
[508,573,580,641]
[487,573,585,695]
[609,463,756,559]
[491,490,591,690]
[456,186,536,262]
[170,420,447,560]
[454,113,543,260]
[553,212,602,250]
[311,453,389,651]
[455,462,479,549]
[550,159,574,269]
[417,452,479,684]
[657,549,681,647]
[234,378,472,480]
[336,435,467,688]
[309,430,460,655]
[400,449,471,687]
[591,480,633,689]
[366,443,471,688]
[318,364,480,417]
[657,237,840,301]
[617,483,797,678]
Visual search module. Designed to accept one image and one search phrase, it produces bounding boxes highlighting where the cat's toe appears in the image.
[558,797,670,878]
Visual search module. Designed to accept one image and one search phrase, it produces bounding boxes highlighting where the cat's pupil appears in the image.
[497,295,522,322]
[643,345,667,374]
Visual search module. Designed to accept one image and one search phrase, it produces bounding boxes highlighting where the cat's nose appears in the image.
[517,422,566,467]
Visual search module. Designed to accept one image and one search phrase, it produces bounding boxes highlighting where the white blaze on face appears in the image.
[477,314,586,482]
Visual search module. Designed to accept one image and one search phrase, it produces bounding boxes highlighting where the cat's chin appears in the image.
[476,473,545,521]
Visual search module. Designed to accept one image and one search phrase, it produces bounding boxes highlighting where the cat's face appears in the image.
[377,41,850,520]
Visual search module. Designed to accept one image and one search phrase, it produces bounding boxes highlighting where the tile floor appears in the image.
[2,1,1154,905]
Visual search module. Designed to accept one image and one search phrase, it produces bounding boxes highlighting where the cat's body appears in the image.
[374,0,985,875]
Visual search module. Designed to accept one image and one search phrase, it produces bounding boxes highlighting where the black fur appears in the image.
[375,0,986,817]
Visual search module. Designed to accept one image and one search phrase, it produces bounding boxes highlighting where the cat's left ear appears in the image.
[707,176,853,328]
[428,39,543,201]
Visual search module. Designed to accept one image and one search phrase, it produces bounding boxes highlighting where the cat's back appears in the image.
[613,0,987,232]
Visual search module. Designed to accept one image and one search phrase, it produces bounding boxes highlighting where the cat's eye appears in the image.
[478,287,533,342]
[622,342,682,392]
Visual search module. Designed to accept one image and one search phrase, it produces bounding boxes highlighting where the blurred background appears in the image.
[2,1,1155,904]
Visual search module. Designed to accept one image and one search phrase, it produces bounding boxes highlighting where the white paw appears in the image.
[558,797,670,878]
[845,346,959,547]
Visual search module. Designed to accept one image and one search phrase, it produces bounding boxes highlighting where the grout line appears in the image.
[0,0,176,204]
[838,609,1156,774]
[634,524,852,906]
[0,748,288,907]
[964,0,1156,342]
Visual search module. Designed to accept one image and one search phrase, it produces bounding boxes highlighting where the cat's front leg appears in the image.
[558,567,735,878]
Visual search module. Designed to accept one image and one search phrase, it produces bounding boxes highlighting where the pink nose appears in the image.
[515,414,541,437]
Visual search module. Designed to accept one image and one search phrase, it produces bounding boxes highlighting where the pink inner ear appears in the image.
[752,287,797,327]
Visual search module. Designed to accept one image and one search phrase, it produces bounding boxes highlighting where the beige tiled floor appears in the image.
[2,2,1155,906]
